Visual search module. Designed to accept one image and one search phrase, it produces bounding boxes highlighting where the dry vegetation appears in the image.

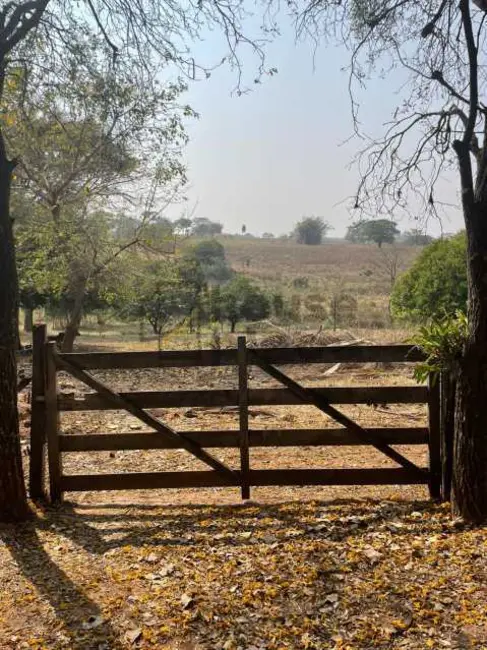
[2,497,487,649]
[220,237,420,295]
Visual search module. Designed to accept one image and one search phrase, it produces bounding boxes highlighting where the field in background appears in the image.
[24,237,423,348]
[31,236,422,347]
[219,236,420,294]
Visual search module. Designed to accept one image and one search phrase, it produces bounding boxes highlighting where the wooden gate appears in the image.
[29,324,440,503]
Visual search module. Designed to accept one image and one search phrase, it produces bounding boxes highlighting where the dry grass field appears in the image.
[220,236,421,296]
[67,236,423,345]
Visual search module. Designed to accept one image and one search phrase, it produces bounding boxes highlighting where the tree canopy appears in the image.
[294,216,331,245]
[346,220,400,247]
[185,239,233,285]
[219,276,271,332]
[191,218,224,237]
[391,233,467,321]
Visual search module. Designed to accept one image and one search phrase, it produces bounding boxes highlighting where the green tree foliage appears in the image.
[346,219,400,247]
[174,217,193,236]
[6,44,190,350]
[391,233,467,321]
[185,239,233,285]
[122,259,202,346]
[294,216,330,245]
[191,217,223,237]
[219,276,271,332]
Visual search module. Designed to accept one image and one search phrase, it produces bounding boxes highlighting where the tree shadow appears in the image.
[1,497,473,649]
[1,516,122,649]
[54,497,448,555]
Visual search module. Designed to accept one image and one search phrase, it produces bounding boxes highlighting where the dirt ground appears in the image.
[4,340,486,650]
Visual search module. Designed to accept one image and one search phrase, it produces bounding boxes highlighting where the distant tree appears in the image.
[294,216,331,245]
[184,239,233,285]
[220,276,271,332]
[345,222,365,243]
[188,239,225,265]
[401,229,434,246]
[241,224,247,235]
[262,232,275,239]
[370,246,409,319]
[174,217,193,237]
[192,217,223,237]
[369,246,410,291]
[122,260,200,348]
[346,220,400,247]
[391,233,467,321]
[209,285,223,324]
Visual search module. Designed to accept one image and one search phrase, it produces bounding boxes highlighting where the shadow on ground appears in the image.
[1,497,471,649]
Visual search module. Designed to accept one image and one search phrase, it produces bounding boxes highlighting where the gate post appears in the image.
[427,373,442,500]
[30,324,47,500]
[45,341,63,503]
[439,371,455,502]
[238,336,250,499]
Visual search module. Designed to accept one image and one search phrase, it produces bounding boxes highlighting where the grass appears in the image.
[219,235,420,294]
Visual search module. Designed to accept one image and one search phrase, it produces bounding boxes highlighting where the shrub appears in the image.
[391,232,467,321]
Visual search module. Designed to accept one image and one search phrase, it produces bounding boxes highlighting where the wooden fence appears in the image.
[28,324,442,503]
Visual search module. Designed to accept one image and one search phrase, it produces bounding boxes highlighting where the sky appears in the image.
[168,23,465,238]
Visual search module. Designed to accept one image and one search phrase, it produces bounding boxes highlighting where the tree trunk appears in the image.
[452,207,487,522]
[23,307,34,333]
[0,145,29,521]
[230,320,237,333]
[61,280,87,353]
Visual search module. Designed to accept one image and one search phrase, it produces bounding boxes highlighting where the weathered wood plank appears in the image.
[18,376,32,392]
[238,336,250,499]
[29,324,47,500]
[61,467,429,491]
[428,375,442,500]
[59,427,429,451]
[58,385,428,411]
[251,353,426,478]
[58,344,425,369]
[440,372,455,502]
[54,351,238,481]
[45,342,63,503]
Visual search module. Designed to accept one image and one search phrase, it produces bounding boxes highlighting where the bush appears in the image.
[294,217,330,245]
[391,232,467,321]
[219,275,271,332]
[185,239,233,284]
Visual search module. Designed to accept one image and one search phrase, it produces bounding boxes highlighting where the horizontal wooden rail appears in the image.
[58,385,428,411]
[59,427,429,451]
[57,344,425,370]
[60,467,429,491]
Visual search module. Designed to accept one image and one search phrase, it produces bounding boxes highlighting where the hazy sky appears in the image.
[170,25,464,238]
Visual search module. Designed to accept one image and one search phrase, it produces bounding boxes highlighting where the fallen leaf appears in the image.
[181,593,195,609]
[125,628,142,644]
